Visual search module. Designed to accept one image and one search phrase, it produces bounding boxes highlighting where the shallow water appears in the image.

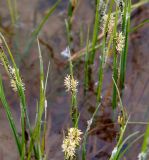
[0,0,149,159]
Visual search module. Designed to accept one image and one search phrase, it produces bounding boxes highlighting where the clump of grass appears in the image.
[0,0,149,159]
[0,33,50,159]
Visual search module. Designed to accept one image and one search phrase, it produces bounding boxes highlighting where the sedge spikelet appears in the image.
[64,75,78,93]
[102,14,115,35]
[116,32,125,53]
[62,128,83,160]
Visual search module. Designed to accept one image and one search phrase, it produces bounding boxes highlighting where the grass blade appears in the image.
[119,0,131,90]
[96,0,114,102]
[82,103,101,160]
[84,25,90,93]
[90,0,100,64]
[141,123,149,154]
[0,76,21,156]
[112,7,118,109]
[23,0,61,56]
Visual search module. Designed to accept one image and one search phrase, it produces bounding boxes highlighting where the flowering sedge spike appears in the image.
[71,77,78,93]
[115,0,124,14]
[62,138,76,160]
[102,14,115,35]
[68,128,82,146]
[62,128,83,160]
[8,66,25,92]
[116,32,125,53]
[98,0,106,21]
[64,75,72,92]
[0,50,9,68]
[64,75,78,93]
[0,43,25,92]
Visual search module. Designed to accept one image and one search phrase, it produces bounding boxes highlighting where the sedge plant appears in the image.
[1,0,149,159]
[0,33,50,159]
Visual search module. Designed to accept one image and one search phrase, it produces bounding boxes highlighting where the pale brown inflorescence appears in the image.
[0,49,25,92]
[64,75,78,93]
[102,14,115,35]
[8,66,25,92]
[62,128,83,160]
[116,32,125,53]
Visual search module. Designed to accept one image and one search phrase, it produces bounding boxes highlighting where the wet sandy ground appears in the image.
[0,0,149,159]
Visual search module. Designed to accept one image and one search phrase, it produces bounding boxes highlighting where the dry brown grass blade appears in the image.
[70,32,104,61]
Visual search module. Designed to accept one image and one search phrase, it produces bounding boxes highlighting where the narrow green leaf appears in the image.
[90,0,100,64]
[23,0,61,56]
[112,7,118,109]
[0,77,21,156]
[119,0,131,90]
